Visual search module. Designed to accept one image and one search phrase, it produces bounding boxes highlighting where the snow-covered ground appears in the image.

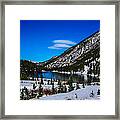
[20,79,58,90]
[39,85,100,100]
[20,79,100,100]
[20,80,35,89]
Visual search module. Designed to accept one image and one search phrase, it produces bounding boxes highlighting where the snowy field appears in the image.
[20,80,100,100]
[20,80,58,90]
[39,85,100,100]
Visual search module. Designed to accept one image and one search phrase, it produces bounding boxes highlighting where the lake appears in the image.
[36,71,100,84]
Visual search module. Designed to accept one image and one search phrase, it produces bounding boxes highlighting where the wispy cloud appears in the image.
[48,46,61,49]
[48,44,72,49]
[53,40,76,45]
[54,44,72,48]
[48,40,76,50]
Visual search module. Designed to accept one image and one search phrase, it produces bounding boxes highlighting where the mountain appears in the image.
[44,31,100,76]
[20,31,100,79]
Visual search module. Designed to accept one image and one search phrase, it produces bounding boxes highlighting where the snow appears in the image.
[39,85,100,100]
[20,80,100,100]
[82,65,89,74]
[20,80,35,90]
[21,80,50,90]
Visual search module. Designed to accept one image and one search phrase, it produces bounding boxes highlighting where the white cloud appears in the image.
[53,40,76,45]
[48,46,61,49]
[48,40,76,50]
[48,44,72,49]
[54,44,71,48]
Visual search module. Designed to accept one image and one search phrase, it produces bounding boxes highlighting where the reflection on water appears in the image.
[36,71,100,84]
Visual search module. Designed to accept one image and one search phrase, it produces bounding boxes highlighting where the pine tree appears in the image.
[40,71,43,84]
[68,75,74,92]
[52,82,55,94]
[38,83,43,97]
[76,83,80,90]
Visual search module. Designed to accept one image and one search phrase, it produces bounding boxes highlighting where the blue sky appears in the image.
[20,20,100,62]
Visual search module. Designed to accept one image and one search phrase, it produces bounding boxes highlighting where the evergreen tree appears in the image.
[52,82,55,94]
[38,83,43,97]
[68,75,74,92]
[97,89,100,95]
[40,71,43,84]
[76,82,80,90]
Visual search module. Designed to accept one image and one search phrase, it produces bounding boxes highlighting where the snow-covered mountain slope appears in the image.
[44,31,100,76]
[39,85,100,100]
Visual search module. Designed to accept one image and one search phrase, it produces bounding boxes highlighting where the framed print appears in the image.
[0,0,119,119]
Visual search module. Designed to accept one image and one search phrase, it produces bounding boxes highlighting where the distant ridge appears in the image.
[20,31,100,80]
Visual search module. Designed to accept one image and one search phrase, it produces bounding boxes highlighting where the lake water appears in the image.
[37,71,100,84]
